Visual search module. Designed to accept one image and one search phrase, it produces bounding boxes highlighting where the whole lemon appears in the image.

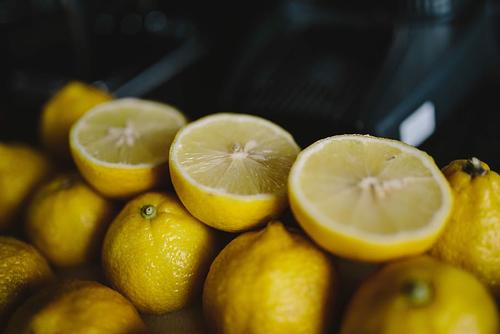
[5,280,147,334]
[0,143,51,230]
[203,221,337,334]
[26,173,114,267]
[431,158,500,294]
[40,81,112,159]
[0,237,53,328]
[102,192,220,314]
[340,256,499,334]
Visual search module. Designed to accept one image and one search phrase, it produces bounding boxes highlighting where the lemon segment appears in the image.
[70,98,186,198]
[169,113,300,232]
[288,135,453,262]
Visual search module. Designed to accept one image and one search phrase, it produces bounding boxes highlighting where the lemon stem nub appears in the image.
[463,157,486,177]
[402,280,433,307]
[141,205,157,219]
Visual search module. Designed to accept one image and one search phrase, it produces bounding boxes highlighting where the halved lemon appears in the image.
[70,98,186,198]
[169,113,300,232]
[288,135,453,262]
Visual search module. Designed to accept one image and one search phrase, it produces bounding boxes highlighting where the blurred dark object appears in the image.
[0,0,271,142]
[221,0,498,146]
[1,0,500,170]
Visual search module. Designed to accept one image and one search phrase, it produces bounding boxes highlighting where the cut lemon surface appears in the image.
[169,113,300,232]
[288,135,453,262]
[70,98,186,198]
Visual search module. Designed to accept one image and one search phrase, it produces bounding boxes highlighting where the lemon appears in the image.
[70,98,187,198]
[143,305,207,334]
[102,192,220,314]
[340,255,499,334]
[5,280,147,334]
[288,135,453,262]
[431,158,500,294]
[41,81,113,158]
[169,113,300,232]
[0,237,53,328]
[25,173,114,267]
[203,221,337,334]
[0,143,51,230]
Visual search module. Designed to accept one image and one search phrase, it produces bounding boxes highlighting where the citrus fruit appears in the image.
[431,158,500,294]
[340,255,499,334]
[70,98,187,198]
[169,113,300,232]
[203,221,337,334]
[5,280,147,334]
[0,237,53,328]
[143,304,207,334]
[288,134,453,262]
[102,192,220,314]
[40,81,113,158]
[0,143,51,230]
[25,173,114,267]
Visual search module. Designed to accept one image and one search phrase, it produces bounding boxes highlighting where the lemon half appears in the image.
[70,98,186,198]
[169,113,300,232]
[288,135,453,262]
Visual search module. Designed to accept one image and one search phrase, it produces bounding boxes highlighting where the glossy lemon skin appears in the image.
[102,192,220,314]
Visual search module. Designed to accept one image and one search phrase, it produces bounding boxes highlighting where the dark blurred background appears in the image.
[1,0,500,168]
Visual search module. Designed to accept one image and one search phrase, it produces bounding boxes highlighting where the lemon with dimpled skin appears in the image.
[102,192,220,314]
[340,256,499,334]
[203,221,337,334]
[0,237,53,329]
[431,157,500,294]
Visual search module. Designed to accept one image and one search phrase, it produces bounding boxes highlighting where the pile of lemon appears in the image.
[0,81,499,334]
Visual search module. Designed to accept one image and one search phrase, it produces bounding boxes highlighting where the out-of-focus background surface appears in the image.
[1,0,500,168]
